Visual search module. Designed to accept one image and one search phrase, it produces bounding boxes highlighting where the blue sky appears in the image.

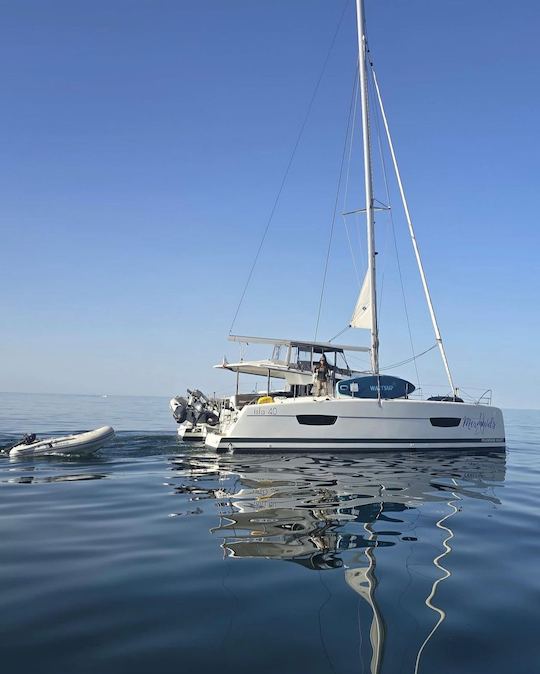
[1,0,539,408]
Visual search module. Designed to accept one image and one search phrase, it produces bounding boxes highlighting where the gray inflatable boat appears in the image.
[8,426,115,457]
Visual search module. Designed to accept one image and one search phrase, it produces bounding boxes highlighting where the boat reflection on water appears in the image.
[169,450,506,673]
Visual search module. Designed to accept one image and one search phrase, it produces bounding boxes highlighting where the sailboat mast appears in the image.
[355,0,379,375]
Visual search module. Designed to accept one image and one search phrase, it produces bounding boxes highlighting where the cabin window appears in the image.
[296,415,337,426]
[271,344,286,363]
[297,348,313,371]
[430,417,461,427]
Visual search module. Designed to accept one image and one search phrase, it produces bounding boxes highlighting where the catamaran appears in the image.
[171,0,505,452]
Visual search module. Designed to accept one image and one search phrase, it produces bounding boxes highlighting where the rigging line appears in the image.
[342,69,362,287]
[328,325,351,342]
[370,64,456,394]
[368,69,392,317]
[342,66,358,209]
[380,343,437,372]
[367,55,421,387]
[342,216,361,286]
[228,0,351,335]
[314,63,359,342]
[317,571,340,674]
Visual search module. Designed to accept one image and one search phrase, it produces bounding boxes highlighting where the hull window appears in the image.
[296,415,337,426]
[430,417,461,427]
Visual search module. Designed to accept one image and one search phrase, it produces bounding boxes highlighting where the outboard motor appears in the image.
[191,397,206,416]
[198,410,219,426]
[170,390,220,427]
[169,396,189,424]
[2,433,37,454]
[187,389,209,407]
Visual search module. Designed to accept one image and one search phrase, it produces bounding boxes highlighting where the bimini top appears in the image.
[228,334,370,354]
[214,358,313,384]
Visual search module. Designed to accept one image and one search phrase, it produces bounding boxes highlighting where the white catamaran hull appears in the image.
[177,422,208,442]
[205,398,505,452]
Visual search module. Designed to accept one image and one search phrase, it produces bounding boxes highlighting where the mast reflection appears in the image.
[170,450,506,673]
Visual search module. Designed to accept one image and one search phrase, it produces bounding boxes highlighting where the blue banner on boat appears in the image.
[337,375,415,399]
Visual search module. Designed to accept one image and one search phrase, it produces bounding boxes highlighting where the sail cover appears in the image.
[350,271,372,329]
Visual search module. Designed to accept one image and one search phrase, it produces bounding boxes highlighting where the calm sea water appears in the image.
[1,393,539,674]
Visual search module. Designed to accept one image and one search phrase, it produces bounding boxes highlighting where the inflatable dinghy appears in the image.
[8,426,115,457]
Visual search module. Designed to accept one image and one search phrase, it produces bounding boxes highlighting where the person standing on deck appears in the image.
[313,355,330,396]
